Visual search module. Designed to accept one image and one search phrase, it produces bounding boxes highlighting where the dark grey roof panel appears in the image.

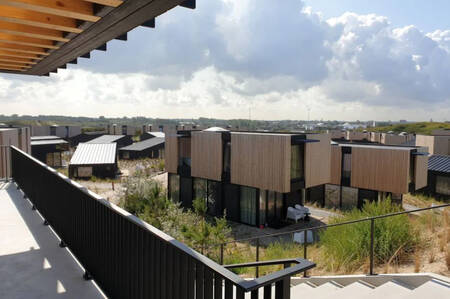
[120,137,165,152]
[428,155,450,173]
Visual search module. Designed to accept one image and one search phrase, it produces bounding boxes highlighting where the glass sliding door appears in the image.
[240,186,257,225]
[267,191,284,226]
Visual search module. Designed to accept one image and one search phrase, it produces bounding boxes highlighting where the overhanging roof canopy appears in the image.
[0,0,195,76]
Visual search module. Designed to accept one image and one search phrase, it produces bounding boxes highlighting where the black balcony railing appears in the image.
[209,200,450,278]
[10,145,314,299]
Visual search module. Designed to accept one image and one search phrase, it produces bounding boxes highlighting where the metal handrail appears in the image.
[207,200,449,277]
[9,145,311,298]
[210,203,450,247]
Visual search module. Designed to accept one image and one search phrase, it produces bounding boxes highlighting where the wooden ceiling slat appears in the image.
[82,0,122,8]
[28,0,188,75]
[0,6,82,33]
[0,56,36,64]
[0,49,41,59]
[0,42,49,55]
[0,21,70,42]
[0,0,100,22]
[0,32,58,49]
[0,62,31,68]
[0,65,25,71]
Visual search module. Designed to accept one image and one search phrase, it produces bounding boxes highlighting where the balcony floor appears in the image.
[0,181,105,299]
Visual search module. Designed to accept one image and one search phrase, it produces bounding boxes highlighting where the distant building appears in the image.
[119,137,165,159]
[325,141,428,209]
[87,135,133,149]
[416,135,450,155]
[421,155,450,198]
[31,136,69,167]
[0,127,31,178]
[31,125,81,138]
[69,143,118,178]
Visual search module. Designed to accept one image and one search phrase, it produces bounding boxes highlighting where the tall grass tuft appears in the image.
[319,198,418,273]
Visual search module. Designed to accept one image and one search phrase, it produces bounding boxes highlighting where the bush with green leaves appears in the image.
[319,198,418,272]
[119,176,231,254]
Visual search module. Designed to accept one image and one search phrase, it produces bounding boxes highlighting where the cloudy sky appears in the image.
[1,0,449,121]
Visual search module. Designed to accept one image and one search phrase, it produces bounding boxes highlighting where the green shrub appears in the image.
[319,199,418,272]
[119,176,232,254]
[158,160,165,171]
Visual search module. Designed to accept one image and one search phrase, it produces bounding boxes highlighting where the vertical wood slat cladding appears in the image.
[304,134,331,188]
[351,147,410,194]
[165,134,178,174]
[230,133,291,193]
[178,137,191,159]
[414,155,428,190]
[415,135,434,154]
[191,131,223,181]
[330,145,341,185]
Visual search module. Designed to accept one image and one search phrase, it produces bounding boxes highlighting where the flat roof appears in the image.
[70,143,117,165]
[87,135,126,144]
[332,140,418,151]
[30,139,68,146]
[31,136,62,141]
[120,137,165,152]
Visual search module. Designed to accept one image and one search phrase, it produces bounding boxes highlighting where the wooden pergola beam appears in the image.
[0,49,41,59]
[0,65,25,71]
[0,42,49,55]
[0,56,37,64]
[28,0,189,75]
[0,21,70,42]
[0,5,82,33]
[0,32,58,49]
[0,0,100,22]
[82,0,122,7]
[0,62,30,68]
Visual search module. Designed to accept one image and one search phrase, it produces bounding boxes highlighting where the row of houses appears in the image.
[329,130,416,145]
[166,128,447,228]
[68,132,166,179]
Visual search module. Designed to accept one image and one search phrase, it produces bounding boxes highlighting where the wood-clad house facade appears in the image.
[324,142,428,209]
[167,129,331,228]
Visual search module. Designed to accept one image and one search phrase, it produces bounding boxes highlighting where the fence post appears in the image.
[370,219,375,275]
[256,238,260,278]
[303,230,308,277]
[220,244,224,265]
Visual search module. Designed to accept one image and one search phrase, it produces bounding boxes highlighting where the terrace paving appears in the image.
[0,181,105,299]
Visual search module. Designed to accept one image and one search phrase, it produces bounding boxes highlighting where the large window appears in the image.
[169,174,180,202]
[240,186,257,225]
[291,145,304,180]
[266,190,283,225]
